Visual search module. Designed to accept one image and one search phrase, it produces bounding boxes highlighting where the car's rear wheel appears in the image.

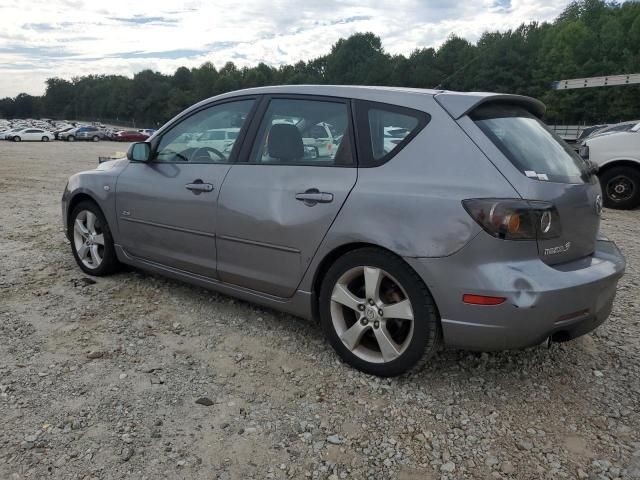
[69,201,120,276]
[68,136,75,142]
[13,136,20,142]
[319,248,441,377]
[92,135,100,142]
[600,166,640,210]
[42,136,49,142]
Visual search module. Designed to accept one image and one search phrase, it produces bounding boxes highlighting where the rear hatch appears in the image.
[457,100,601,265]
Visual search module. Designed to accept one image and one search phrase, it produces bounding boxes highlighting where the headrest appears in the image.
[268,123,304,161]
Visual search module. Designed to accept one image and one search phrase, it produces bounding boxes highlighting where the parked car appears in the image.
[8,128,54,142]
[579,120,640,209]
[74,126,106,141]
[1,127,23,140]
[58,128,79,141]
[138,129,157,136]
[114,130,149,142]
[194,128,240,153]
[62,86,625,377]
[54,126,75,140]
[302,122,340,158]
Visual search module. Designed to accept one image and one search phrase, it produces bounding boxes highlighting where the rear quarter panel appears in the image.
[298,96,519,291]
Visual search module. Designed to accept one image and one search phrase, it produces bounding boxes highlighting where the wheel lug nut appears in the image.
[358,304,365,311]
[368,299,374,305]
[378,309,383,316]
[361,318,368,325]
[374,321,380,329]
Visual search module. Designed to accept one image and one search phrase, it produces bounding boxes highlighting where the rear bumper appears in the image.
[405,238,625,351]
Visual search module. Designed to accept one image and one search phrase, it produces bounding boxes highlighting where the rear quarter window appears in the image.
[471,104,588,184]
[355,100,430,167]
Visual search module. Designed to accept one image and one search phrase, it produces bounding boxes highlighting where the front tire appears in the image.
[69,201,120,276]
[42,136,49,142]
[600,166,640,210]
[319,248,441,377]
[68,136,75,142]
[92,135,100,142]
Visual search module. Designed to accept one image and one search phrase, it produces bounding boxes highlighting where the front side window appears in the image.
[155,99,254,164]
[471,104,588,183]
[250,98,353,166]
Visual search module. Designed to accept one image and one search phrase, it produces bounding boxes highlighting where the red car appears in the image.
[115,130,148,142]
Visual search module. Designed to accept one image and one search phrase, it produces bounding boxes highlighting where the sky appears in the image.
[0,0,579,98]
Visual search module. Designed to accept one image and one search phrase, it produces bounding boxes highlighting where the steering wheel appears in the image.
[190,146,227,163]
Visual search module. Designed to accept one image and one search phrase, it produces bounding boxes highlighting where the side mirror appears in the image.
[127,142,151,162]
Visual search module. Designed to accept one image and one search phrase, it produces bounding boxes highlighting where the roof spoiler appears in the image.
[434,92,546,119]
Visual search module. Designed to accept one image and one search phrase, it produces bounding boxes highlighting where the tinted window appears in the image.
[471,104,588,183]
[356,101,430,166]
[250,98,353,166]
[155,99,254,164]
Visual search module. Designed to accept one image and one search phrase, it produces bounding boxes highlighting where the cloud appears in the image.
[0,0,616,97]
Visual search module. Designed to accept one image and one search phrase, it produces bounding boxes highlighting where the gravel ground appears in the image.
[0,141,639,480]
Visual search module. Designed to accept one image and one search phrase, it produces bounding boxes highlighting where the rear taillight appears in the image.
[462,199,561,241]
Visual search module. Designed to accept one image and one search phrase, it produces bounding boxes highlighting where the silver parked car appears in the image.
[62,86,625,377]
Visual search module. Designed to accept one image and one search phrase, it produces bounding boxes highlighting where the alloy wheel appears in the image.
[330,266,414,364]
[73,210,105,269]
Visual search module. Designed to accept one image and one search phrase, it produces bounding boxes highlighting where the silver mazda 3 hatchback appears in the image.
[62,86,626,377]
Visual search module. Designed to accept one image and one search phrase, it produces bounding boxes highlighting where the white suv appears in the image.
[580,121,640,209]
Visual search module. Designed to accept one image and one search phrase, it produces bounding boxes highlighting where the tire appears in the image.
[600,166,640,210]
[92,135,100,142]
[319,247,441,377]
[42,136,49,142]
[69,200,120,276]
[13,136,20,142]
[68,136,75,142]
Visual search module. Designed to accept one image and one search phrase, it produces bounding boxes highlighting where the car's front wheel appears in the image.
[68,136,75,142]
[319,248,441,377]
[92,135,100,142]
[69,201,120,276]
[42,136,49,142]
[600,166,640,210]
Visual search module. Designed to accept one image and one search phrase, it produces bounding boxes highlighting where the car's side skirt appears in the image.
[114,245,313,320]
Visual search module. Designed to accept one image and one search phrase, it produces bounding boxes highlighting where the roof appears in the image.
[166,85,546,130]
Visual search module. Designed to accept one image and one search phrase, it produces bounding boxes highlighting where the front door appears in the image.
[216,97,357,297]
[115,98,256,278]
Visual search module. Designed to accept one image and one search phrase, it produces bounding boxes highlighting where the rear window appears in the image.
[471,104,588,183]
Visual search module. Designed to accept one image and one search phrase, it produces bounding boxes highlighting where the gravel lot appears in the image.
[0,141,639,480]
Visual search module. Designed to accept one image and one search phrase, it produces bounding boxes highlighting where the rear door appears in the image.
[216,96,357,297]
[460,102,600,265]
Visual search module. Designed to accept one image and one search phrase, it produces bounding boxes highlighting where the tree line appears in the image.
[1,0,640,126]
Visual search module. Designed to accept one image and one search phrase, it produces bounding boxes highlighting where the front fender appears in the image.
[62,159,128,242]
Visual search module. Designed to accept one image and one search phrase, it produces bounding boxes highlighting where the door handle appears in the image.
[185,180,214,194]
[295,189,334,206]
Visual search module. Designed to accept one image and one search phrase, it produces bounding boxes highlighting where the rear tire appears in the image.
[600,166,640,210]
[92,135,100,142]
[68,136,75,142]
[13,136,20,142]
[319,248,441,377]
[69,200,120,276]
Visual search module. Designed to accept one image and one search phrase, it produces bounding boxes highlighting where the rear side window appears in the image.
[471,104,588,183]
[356,100,430,166]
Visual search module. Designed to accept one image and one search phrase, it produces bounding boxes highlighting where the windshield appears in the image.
[471,104,588,184]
